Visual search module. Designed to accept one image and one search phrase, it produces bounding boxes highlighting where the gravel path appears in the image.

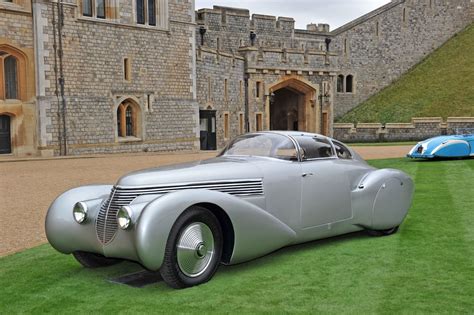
[0,145,412,257]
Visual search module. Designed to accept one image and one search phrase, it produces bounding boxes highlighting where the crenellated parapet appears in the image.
[196,5,332,53]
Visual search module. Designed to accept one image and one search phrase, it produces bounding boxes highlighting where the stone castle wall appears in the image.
[332,0,474,117]
[3,0,473,157]
[334,117,474,143]
[35,0,199,155]
[0,0,37,156]
[196,47,245,148]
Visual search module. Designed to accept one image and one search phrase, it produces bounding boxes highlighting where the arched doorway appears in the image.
[0,114,12,154]
[266,77,318,133]
[270,88,305,131]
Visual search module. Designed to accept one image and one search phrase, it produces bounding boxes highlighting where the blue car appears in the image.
[407,134,474,159]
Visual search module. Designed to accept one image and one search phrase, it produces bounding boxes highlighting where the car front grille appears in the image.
[96,179,264,245]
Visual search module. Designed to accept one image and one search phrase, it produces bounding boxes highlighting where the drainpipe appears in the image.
[244,73,250,132]
[57,0,68,156]
[51,1,62,155]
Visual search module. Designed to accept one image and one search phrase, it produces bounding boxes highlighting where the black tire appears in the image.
[160,206,223,289]
[73,251,122,268]
[367,226,399,237]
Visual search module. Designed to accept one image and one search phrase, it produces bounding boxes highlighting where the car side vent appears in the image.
[96,179,264,245]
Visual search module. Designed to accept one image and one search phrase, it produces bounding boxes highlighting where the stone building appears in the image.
[195,0,473,149]
[0,0,473,156]
[0,0,36,156]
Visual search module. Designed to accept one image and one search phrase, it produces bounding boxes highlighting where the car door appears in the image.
[295,136,352,229]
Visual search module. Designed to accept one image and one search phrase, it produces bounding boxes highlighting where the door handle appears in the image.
[302,173,314,177]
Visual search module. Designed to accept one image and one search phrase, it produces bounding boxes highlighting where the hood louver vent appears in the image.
[96,179,264,245]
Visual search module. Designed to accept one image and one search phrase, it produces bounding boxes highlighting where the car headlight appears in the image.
[73,202,88,224]
[117,206,133,230]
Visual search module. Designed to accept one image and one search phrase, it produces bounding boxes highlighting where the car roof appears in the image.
[255,131,332,140]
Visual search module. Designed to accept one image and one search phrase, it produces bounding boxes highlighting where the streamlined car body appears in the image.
[46,131,414,289]
[407,134,474,159]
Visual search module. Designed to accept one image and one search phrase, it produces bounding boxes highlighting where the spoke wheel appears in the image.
[177,222,215,278]
[160,206,223,289]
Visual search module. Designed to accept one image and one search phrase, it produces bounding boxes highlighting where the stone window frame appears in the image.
[133,0,168,28]
[224,78,228,103]
[336,74,356,94]
[239,80,243,104]
[0,0,31,13]
[0,47,27,102]
[402,7,408,25]
[255,112,263,132]
[207,77,212,103]
[346,75,354,94]
[255,81,263,99]
[336,75,344,94]
[123,57,131,82]
[114,97,145,142]
[238,112,244,135]
[223,111,230,140]
[79,0,118,20]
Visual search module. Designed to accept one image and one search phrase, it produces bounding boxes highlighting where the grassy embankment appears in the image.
[338,23,474,124]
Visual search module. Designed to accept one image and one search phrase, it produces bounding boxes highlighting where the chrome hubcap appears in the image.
[177,222,215,278]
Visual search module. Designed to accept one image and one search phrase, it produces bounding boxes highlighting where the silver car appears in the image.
[46,132,414,289]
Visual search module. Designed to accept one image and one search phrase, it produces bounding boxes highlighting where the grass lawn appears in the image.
[338,23,474,123]
[1,158,473,313]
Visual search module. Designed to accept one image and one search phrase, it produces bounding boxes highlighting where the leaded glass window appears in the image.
[96,0,105,19]
[82,0,92,17]
[148,0,156,26]
[137,0,145,24]
[125,106,133,136]
[4,56,18,100]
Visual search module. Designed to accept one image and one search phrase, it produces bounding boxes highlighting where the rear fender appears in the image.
[432,140,470,157]
[352,169,414,230]
[135,189,296,271]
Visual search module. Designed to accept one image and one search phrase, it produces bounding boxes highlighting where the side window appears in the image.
[333,141,352,160]
[295,136,334,160]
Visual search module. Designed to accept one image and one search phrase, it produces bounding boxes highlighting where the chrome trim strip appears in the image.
[116,178,264,190]
[96,179,265,245]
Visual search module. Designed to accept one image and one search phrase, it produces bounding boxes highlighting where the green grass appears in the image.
[338,23,474,123]
[1,158,474,313]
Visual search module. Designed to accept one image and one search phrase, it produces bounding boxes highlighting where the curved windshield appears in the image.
[220,133,298,161]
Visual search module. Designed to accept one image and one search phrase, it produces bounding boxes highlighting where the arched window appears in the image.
[337,75,344,93]
[4,56,18,99]
[0,53,19,100]
[116,101,140,138]
[125,106,133,136]
[346,75,354,93]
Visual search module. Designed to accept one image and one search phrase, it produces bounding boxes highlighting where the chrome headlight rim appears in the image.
[117,206,133,230]
[73,201,88,224]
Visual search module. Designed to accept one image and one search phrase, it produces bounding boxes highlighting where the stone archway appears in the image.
[265,77,319,133]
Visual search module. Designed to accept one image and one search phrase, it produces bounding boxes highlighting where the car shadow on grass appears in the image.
[106,230,369,289]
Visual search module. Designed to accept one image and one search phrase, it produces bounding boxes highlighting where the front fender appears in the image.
[135,189,296,271]
[45,185,113,254]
